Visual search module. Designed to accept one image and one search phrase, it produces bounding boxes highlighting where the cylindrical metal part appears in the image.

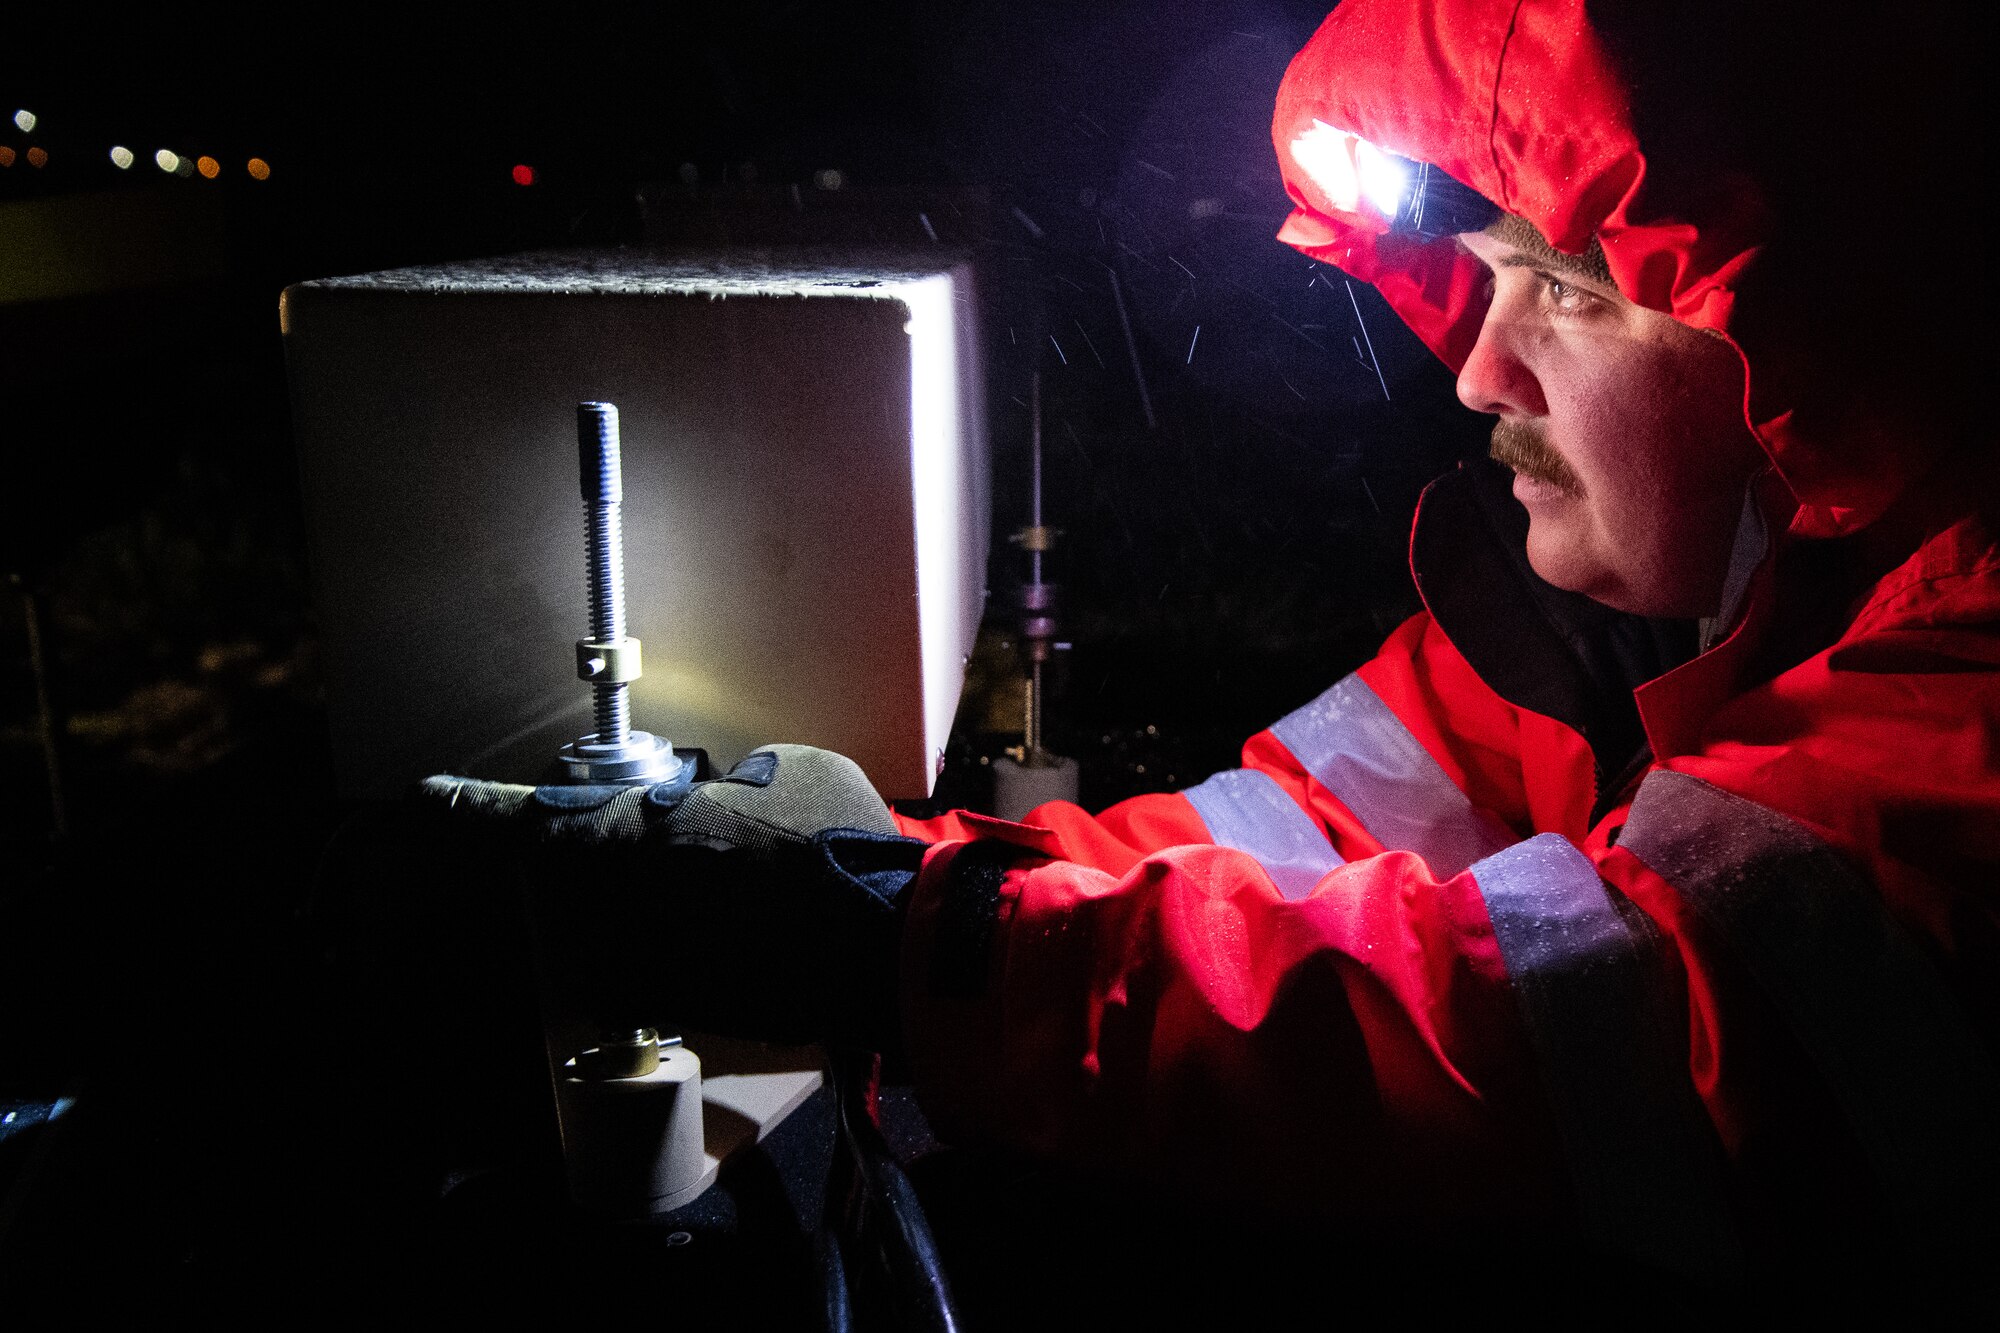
[583,506,626,644]
[992,753,1079,821]
[575,638,643,682]
[593,671,630,745]
[1025,660,1044,757]
[1029,372,1044,587]
[556,400,680,785]
[575,1026,664,1080]
[557,1043,708,1216]
[577,401,623,506]
[578,403,630,745]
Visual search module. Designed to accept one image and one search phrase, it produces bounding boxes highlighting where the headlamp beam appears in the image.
[1290,120,1499,239]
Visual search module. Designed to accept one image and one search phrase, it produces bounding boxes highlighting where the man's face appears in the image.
[1455,221,1764,618]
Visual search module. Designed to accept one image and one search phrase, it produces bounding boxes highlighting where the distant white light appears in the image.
[1353,139,1409,219]
[110,146,135,170]
[156,149,180,173]
[814,168,844,191]
[13,109,36,133]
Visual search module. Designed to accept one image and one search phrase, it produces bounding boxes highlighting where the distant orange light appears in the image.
[512,163,535,187]
[247,157,271,181]
[25,146,47,168]
[197,155,220,178]
[0,146,14,168]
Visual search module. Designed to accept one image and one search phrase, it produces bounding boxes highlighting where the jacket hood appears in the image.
[1272,0,1976,539]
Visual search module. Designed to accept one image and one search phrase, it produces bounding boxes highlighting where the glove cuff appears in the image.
[812,829,925,1052]
[813,829,925,904]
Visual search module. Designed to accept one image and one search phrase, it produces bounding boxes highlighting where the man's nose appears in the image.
[1455,311,1546,417]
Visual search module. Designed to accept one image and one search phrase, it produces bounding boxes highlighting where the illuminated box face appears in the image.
[283,251,988,800]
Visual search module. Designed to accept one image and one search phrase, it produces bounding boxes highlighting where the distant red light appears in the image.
[511,164,535,187]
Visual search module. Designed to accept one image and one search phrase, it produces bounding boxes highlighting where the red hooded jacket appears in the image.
[893,0,1995,1291]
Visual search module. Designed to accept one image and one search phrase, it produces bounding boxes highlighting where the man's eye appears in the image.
[1543,275,1591,311]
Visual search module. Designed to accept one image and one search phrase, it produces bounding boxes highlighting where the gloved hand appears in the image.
[418,744,924,1050]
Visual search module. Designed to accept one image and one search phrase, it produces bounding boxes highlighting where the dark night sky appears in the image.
[3,0,1486,828]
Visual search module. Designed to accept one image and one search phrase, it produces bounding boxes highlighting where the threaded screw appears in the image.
[557,402,677,784]
[578,402,631,746]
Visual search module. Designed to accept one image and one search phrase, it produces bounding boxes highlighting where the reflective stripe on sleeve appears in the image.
[1621,770,2000,1262]
[1472,833,1740,1280]
[1181,767,1345,900]
[1270,673,1513,879]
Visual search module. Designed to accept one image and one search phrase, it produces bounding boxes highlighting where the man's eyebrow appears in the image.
[1495,251,1608,281]
[1482,213,1616,285]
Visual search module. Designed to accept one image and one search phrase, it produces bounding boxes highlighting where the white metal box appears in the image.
[282,249,988,799]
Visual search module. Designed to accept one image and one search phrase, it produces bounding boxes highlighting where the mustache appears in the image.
[1488,420,1582,495]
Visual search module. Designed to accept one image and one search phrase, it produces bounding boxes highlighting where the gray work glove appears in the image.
[420,745,924,1049]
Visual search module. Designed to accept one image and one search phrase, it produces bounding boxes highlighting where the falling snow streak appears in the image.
[1064,421,1095,470]
[918,213,938,242]
[1169,255,1197,289]
[1074,319,1105,369]
[1269,313,1328,355]
[1185,325,1202,364]
[1105,265,1156,429]
[1345,280,1392,402]
[1012,207,1046,239]
[1048,334,1069,366]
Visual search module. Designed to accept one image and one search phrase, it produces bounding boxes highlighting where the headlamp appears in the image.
[1289,119,1499,238]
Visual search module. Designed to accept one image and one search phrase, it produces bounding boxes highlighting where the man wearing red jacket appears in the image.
[433,0,1994,1300]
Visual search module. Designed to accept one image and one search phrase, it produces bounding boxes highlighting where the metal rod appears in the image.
[578,403,631,746]
[556,401,678,785]
[14,575,66,839]
[1025,660,1043,760]
[1029,372,1044,588]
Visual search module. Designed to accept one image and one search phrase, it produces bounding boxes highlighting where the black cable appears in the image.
[827,1050,960,1333]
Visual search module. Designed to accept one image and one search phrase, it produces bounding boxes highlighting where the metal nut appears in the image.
[575,637,642,683]
[573,1027,663,1080]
